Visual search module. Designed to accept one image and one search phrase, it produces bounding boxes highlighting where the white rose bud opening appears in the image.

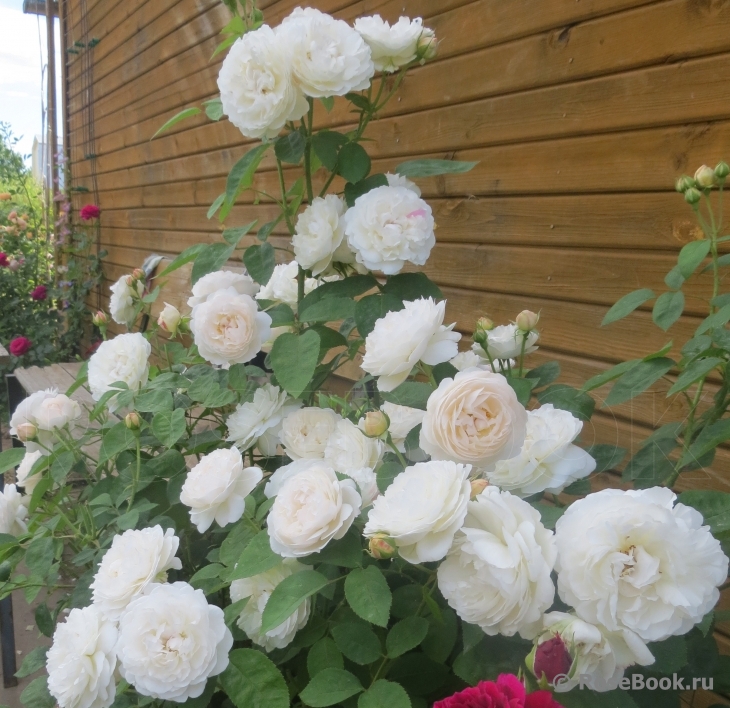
[694,164,716,189]
[515,309,539,332]
[354,15,428,72]
[472,323,539,361]
[180,448,263,533]
[157,302,182,335]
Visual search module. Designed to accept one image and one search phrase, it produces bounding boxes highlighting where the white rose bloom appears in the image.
[256,261,318,309]
[230,559,312,651]
[227,384,301,455]
[157,302,182,335]
[15,450,43,494]
[190,287,271,369]
[218,25,308,140]
[116,582,232,702]
[555,487,729,642]
[420,369,527,468]
[34,393,83,447]
[181,448,263,533]
[9,387,57,452]
[354,15,427,72]
[380,401,424,451]
[489,404,596,496]
[88,333,151,412]
[325,418,383,474]
[450,350,485,371]
[265,458,321,498]
[529,612,654,693]
[187,269,259,308]
[280,407,342,460]
[362,298,460,392]
[276,7,374,97]
[438,486,556,638]
[90,526,182,621]
[344,466,380,507]
[473,323,539,361]
[0,485,28,535]
[47,605,118,708]
[344,185,435,274]
[293,195,356,275]
[386,171,421,195]
[267,462,361,557]
[364,460,471,563]
[109,275,144,326]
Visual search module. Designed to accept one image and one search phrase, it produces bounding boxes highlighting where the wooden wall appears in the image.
[60,0,730,699]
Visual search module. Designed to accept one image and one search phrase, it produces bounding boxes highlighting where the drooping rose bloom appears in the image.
[433,674,563,708]
[9,337,32,356]
[30,285,48,301]
[80,204,101,220]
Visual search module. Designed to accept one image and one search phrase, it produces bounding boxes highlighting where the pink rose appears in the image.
[79,204,100,221]
[9,337,32,356]
[31,285,48,301]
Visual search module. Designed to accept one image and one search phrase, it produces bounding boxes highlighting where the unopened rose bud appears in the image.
[675,175,695,193]
[92,310,108,327]
[476,316,495,332]
[368,535,398,560]
[16,422,37,442]
[694,165,716,189]
[362,410,389,438]
[157,302,182,335]
[531,635,574,686]
[125,412,141,430]
[715,161,730,181]
[417,28,438,62]
[516,310,539,331]
[470,479,489,499]
[132,268,145,281]
[684,187,702,205]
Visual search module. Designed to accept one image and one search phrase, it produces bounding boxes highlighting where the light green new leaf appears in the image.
[604,357,674,406]
[260,570,329,633]
[207,193,226,219]
[345,566,392,627]
[678,238,711,278]
[220,648,289,708]
[203,97,224,121]
[191,242,236,285]
[386,617,429,658]
[667,357,722,396]
[300,668,364,707]
[151,408,186,448]
[395,159,478,178]
[652,290,685,331]
[601,288,655,326]
[151,107,201,139]
[270,330,321,398]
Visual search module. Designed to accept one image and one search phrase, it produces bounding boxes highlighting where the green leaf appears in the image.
[531,503,565,530]
[652,291,685,331]
[275,131,306,164]
[667,357,722,396]
[358,680,411,708]
[601,288,655,326]
[223,143,271,219]
[382,273,443,302]
[151,107,201,139]
[34,602,54,637]
[300,297,356,324]
[227,531,282,580]
[685,420,730,466]
[377,460,404,493]
[525,361,561,388]
[203,97,224,121]
[219,648,289,708]
[381,382,434,410]
[678,492,730,536]
[386,617,429,658]
[308,530,363,568]
[300,668,363,707]
[355,293,403,339]
[300,274,378,309]
[99,422,136,465]
[156,243,207,277]
[536,384,595,421]
[15,646,48,678]
[243,242,276,285]
[332,622,382,665]
[260,570,329,633]
[587,444,626,473]
[582,359,641,392]
[665,264,685,290]
[506,377,535,407]
[604,358,674,406]
[388,653,448,695]
[395,159,478,178]
[19,676,55,708]
[50,450,74,484]
[678,239,711,278]
[223,220,258,246]
[151,408,186,448]
[344,174,388,207]
[337,142,372,183]
[0,448,25,475]
[647,635,688,673]
[211,33,239,60]
[208,193,226,219]
[312,131,347,171]
[308,638,344,677]
[696,303,730,335]
[135,389,173,414]
[320,95,335,112]
[257,219,280,242]
[270,330,321,398]
[345,566,391,627]
[191,242,235,285]
[421,608,458,663]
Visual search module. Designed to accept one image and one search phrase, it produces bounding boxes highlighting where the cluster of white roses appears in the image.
[46,526,232,708]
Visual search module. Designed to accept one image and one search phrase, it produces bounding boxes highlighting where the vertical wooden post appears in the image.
[46,0,58,251]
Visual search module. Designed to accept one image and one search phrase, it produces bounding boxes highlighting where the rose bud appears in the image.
[368,534,398,560]
[715,161,730,181]
[476,316,495,332]
[132,268,146,282]
[675,175,695,193]
[684,187,702,205]
[531,635,574,686]
[125,412,141,430]
[157,302,182,335]
[16,422,38,442]
[92,310,109,327]
[694,165,716,189]
[470,479,489,499]
[515,309,539,332]
[417,28,438,62]
[362,410,389,438]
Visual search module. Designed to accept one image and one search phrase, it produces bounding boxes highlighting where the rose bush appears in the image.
[1,4,729,708]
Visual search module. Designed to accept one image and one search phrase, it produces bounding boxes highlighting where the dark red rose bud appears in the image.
[30,285,48,301]
[533,635,573,685]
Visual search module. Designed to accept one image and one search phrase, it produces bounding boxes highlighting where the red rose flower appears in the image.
[30,285,48,301]
[9,337,32,356]
[433,675,563,708]
[80,204,101,221]
[533,636,573,685]
[0,253,8,267]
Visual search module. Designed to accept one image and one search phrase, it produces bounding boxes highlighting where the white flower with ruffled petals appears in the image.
[109,275,144,326]
[354,15,429,72]
[187,269,259,308]
[0,485,28,536]
[280,407,342,460]
[473,323,539,361]
[256,261,318,309]
[15,450,43,494]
